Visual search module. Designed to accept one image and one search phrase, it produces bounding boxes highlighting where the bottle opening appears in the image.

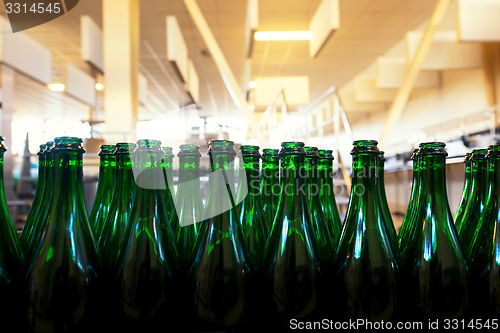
[487,144,500,158]
[351,140,379,154]
[137,139,161,147]
[471,148,488,160]
[53,137,84,152]
[239,145,261,157]
[178,144,201,156]
[418,142,447,156]
[305,146,320,158]
[115,143,136,154]
[99,145,116,155]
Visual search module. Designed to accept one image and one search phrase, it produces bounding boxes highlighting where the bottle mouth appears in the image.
[351,140,379,154]
[280,141,306,155]
[410,148,420,160]
[262,148,280,158]
[318,149,334,160]
[305,146,320,158]
[471,148,488,160]
[464,152,472,162]
[487,144,500,158]
[44,141,55,153]
[0,136,7,153]
[239,145,261,157]
[53,137,85,152]
[378,151,386,162]
[135,139,162,153]
[162,146,174,157]
[178,144,201,156]
[114,143,136,154]
[208,140,236,155]
[418,142,447,156]
[37,144,47,156]
[98,144,116,156]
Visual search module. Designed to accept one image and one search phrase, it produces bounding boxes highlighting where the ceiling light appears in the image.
[248,105,255,111]
[254,31,313,41]
[95,83,104,91]
[47,83,65,92]
[248,81,257,88]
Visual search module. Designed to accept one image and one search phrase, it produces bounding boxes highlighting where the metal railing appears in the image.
[258,89,288,133]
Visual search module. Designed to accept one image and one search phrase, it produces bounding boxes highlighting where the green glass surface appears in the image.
[456,149,489,257]
[335,140,398,322]
[173,144,203,274]
[22,141,55,264]
[263,141,323,325]
[0,136,26,323]
[90,145,116,235]
[162,146,177,231]
[377,151,398,253]
[317,149,342,250]
[26,137,101,332]
[20,143,47,248]
[399,142,469,320]
[236,145,269,273]
[260,148,280,232]
[454,152,473,224]
[466,145,500,318]
[304,146,335,267]
[98,143,136,273]
[116,139,178,328]
[397,148,419,251]
[191,140,253,330]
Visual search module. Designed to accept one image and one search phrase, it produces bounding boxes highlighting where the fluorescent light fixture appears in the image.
[95,82,104,91]
[47,83,65,92]
[254,31,312,41]
[248,105,255,111]
[248,81,257,88]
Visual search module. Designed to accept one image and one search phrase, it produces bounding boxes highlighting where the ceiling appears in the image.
[0,0,438,122]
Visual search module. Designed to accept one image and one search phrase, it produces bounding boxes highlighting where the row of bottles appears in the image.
[1,137,500,332]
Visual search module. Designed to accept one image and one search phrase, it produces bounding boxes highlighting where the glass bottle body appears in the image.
[191,140,253,331]
[26,137,101,332]
[335,140,398,322]
[264,142,323,327]
[260,149,280,232]
[454,153,472,225]
[399,142,469,320]
[89,145,116,235]
[398,149,419,252]
[377,151,398,252]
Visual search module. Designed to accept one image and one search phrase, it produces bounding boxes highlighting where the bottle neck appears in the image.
[99,155,115,183]
[239,155,260,196]
[419,154,449,208]
[134,152,165,191]
[0,153,6,204]
[280,154,307,196]
[53,151,85,202]
[487,157,500,205]
[207,152,236,206]
[350,153,378,193]
[178,155,200,183]
[378,160,386,189]
[115,153,134,192]
[470,158,488,192]
[318,158,334,197]
[261,156,279,198]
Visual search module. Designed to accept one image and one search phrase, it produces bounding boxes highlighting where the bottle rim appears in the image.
[178,144,201,157]
[53,137,85,152]
[351,140,379,155]
[305,146,320,158]
[418,142,447,156]
[318,149,334,160]
[98,144,116,156]
[487,144,500,158]
[471,148,489,160]
[114,143,136,154]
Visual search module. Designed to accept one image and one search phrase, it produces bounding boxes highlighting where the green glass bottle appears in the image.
[26,137,101,332]
[335,140,398,322]
[89,144,116,235]
[20,143,47,248]
[191,140,253,331]
[162,146,177,230]
[98,143,136,270]
[454,152,473,224]
[489,144,500,315]
[22,141,55,264]
[456,149,489,257]
[377,151,398,253]
[0,136,26,324]
[173,144,203,274]
[318,149,342,249]
[263,142,323,327]
[467,144,500,319]
[236,145,269,274]
[304,146,335,267]
[397,148,419,250]
[260,148,280,231]
[117,139,178,329]
[399,142,468,320]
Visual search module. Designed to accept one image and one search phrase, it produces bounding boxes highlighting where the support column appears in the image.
[102,0,139,143]
[1,65,15,201]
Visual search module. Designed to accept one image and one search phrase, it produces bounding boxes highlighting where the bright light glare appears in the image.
[254,31,312,41]
[95,83,104,91]
[47,83,65,92]
[248,105,255,111]
[248,81,257,88]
